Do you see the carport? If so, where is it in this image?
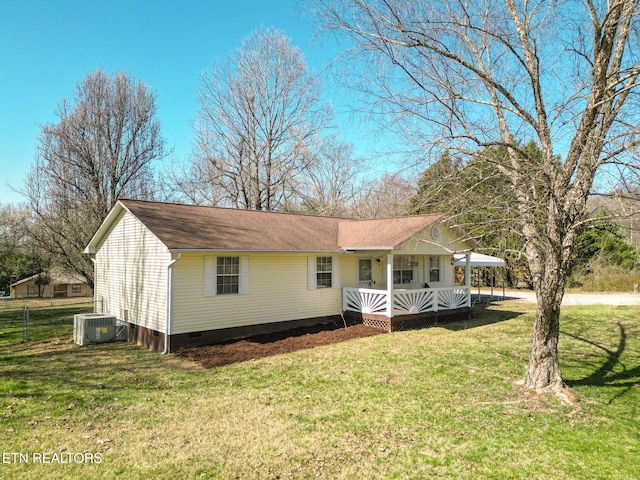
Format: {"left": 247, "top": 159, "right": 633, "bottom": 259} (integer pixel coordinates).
{"left": 453, "top": 253, "right": 506, "bottom": 301}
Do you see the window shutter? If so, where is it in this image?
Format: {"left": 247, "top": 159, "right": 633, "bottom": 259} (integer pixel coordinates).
{"left": 307, "top": 256, "right": 317, "bottom": 290}
{"left": 204, "top": 256, "right": 216, "bottom": 296}
{"left": 332, "top": 256, "right": 340, "bottom": 288}
{"left": 239, "top": 255, "right": 250, "bottom": 294}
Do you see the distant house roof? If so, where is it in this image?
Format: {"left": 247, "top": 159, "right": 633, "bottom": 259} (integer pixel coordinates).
{"left": 10, "top": 274, "right": 42, "bottom": 288}
{"left": 10, "top": 272, "right": 88, "bottom": 288}
{"left": 85, "top": 199, "right": 474, "bottom": 254}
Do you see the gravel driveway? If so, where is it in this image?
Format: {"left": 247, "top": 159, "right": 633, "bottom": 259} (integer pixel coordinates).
{"left": 478, "top": 288, "right": 640, "bottom": 306}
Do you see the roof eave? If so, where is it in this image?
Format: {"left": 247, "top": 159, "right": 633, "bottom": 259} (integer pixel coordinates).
{"left": 169, "top": 248, "right": 343, "bottom": 254}
{"left": 83, "top": 201, "right": 126, "bottom": 254}
{"left": 339, "top": 246, "right": 395, "bottom": 252}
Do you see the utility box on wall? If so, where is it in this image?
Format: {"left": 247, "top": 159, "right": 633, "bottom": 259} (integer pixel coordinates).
{"left": 74, "top": 313, "right": 117, "bottom": 346}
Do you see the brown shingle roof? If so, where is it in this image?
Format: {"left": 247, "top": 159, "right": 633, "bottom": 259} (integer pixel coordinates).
{"left": 121, "top": 200, "right": 343, "bottom": 251}
{"left": 338, "top": 215, "right": 444, "bottom": 249}
{"left": 100, "top": 200, "right": 444, "bottom": 252}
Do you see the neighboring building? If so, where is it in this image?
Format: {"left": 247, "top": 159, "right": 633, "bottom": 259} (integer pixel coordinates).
{"left": 84, "top": 199, "right": 479, "bottom": 352}
{"left": 10, "top": 273, "right": 93, "bottom": 299}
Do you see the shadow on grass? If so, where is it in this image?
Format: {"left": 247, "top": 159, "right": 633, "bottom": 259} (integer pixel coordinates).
{"left": 442, "top": 302, "right": 525, "bottom": 332}
{"left": 563, "top": 322, "right": 640, "bottom": 403}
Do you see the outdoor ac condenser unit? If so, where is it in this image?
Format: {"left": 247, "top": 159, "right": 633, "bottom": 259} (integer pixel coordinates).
{"left": 74, "top": 313, "right": 117, "bottom": 346}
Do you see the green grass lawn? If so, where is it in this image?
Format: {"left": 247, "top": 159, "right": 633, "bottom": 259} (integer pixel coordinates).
{"left": 0, "top": 300, "right": 93, "bottom": 345}
{"left": 0, "top": 302, "right": 638, "bottom": 479}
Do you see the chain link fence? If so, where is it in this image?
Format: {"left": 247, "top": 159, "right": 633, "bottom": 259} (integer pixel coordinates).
{"left": 0, "top": 298, "right": 94, "bottom": 346}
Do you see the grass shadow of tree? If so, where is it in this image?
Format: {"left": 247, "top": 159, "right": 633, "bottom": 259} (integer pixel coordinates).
{"left": 563, "top": 322, "right": 640, "bottom": 404}
{"left": 442, "top": 301, "right": 525, "bottom": 331}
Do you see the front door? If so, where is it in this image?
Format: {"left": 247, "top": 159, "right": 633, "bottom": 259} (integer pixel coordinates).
{"left": 358, "top": 258, "right": 373, "bottom": 288}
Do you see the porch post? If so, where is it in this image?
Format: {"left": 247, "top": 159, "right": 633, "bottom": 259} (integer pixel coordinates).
{"left": 465, "top": 252, "right": 471, "bottom": 307}
{"left": 386, "top": 253, "right": 393, "bottom": 318}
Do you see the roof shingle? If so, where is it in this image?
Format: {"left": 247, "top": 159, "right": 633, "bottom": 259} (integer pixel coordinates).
{"left": 107, "top": 200, "right": 444, "bottom": 252}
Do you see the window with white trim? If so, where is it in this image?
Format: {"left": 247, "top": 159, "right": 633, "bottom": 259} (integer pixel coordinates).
{"left": 316, "top": 256, "right": 333, "bottom": 288}
{"left": 393, "top": 256, "right": 415, "bottom": 285}
{"left": 429, "top": 256, "right": 441, "bottom": 283}
{"left": 204, "top": 256, "right": 250, "bottom": 296}
{"left": 217, "top": 256, "right": 239, "bottom": 294}
{"left": 308, "top": 255, "right": 339, "bottom": 290}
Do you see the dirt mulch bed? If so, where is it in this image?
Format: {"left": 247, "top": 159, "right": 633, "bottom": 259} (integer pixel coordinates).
{"left": 176, "top": 323, "right": 385, "bottom": 368}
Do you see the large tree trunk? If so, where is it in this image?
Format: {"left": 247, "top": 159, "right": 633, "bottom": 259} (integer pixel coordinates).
{"left": 524, "top": 255, "right": 567, "bottom": 393}
{"left": 525, "top": 294, "right": 564, "bottom": 392}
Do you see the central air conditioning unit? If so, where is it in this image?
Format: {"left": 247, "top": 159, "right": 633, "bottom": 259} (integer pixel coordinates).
{"left": 74, "top": 313, "right": 117, "bottom": 346}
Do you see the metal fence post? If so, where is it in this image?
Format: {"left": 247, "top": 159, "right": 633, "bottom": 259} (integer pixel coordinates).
{"left": 23, "top": 306, "right": 29, "bottom": 342}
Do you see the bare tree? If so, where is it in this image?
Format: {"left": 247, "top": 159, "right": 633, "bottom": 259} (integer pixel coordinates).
{"left": 352, "top": 173, "right": 415, "bottom": 218}
{"left": 0, "top": 204, "right": 50, "bottom": 292}
{"left": 160, "top": 155, "right": 227, "bottom": 206}
{"left": 319, "top": 0, "right": 640, "bottom": 396}
{"left": 24, "top": 69, "right": 166, "bottom": 287}
{"left": 193, "top": 27, "right": 332, "bottom": 211}
{"left": 298, "top": 137, "right": 364, "bottom": 216}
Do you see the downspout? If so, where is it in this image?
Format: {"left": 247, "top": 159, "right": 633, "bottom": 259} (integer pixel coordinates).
{"left": 89, "top": 256, "right": 97, "bottom": 313}
{"left": 162, "top": 253, "right": 182, "bottom": 354}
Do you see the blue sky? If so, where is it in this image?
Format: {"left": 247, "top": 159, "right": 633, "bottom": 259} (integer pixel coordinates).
{"left": 0, "top": 0, "right": 390, "bottom": 205}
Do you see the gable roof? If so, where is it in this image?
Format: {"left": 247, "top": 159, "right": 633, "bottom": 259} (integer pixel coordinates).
{"left": 85, "top": 199, "right": 469, "bottom": 253}
{"left": 11, "top": 272, "right": 89, "bottom": 287}
{"left": 337, "top": 215, "right": 444, "bottom": 250}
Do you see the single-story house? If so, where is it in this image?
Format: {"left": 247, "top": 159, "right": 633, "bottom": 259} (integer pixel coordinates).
{"left": 10, "top": 272, "right": 93, "bottom": 299}
{"left": 84, "top": 199, "right": 480, "bottom": 352}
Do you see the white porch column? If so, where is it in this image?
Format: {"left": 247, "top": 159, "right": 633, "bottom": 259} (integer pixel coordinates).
{"left": 386, "top": 253, "right": 393, "bottom": 318}
{"left": 465, "top": 252, "right": 472, "bottom": 307}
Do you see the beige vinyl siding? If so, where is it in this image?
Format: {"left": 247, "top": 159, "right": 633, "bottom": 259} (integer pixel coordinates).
{"left": 353, "top": 226, "right": 468, "bottom": 289}
{"left": 396, "top": 225, "right": 468, "bottom": 255}
{"left": 422, "top": 255, "right": 452, "bottom": 287}
{"left": 395, "top": 225, "right": 466, "bottom": 287}
{"left": 380, "top": 256, "right": 453, "bottom": 288}
{"left": 171, "top": 252, "right": 355, "bottom": 334}
{"left": 339, "top": 254, "right": 359, "bottom": 288}
{"left": 94, "top": 210, "right": 170, "bottom": 333}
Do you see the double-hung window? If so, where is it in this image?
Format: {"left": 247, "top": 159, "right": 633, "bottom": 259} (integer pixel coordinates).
{"left": 429, "top": 256, "right": 441, "bottom": 283}
{"left": 316, "top": 256, "right": 333, "bottom": 288}
{"left": 308, "top": 256, "right": 339, "bottom": 290}
{"left": 204, "top": 256, "right": 250, "bottom": 296}
{"left": 217, "top": 256, "right": 239, "bottom": 294}
{"left": 393, "top": 256, "right": 415, "bottom": 285}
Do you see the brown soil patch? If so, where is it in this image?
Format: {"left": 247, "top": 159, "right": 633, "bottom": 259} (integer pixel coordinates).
{"left": 176, "top": 323, "right": 385, "bottom": 368}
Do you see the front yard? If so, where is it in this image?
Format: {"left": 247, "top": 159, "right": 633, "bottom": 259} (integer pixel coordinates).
{"left": 0, "top": 301, "right": 638, "bottom": 479}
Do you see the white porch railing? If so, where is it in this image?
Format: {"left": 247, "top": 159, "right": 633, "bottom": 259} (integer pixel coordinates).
{"left": 343, "top": 286, "right": 471, "bottom": 317}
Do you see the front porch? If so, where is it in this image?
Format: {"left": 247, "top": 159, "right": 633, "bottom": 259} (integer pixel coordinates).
{"left": 340, "top": 240, "right": 474, "bottom": 332}
{"left": 342, "top": 285, "right": 471, "bottom": 331}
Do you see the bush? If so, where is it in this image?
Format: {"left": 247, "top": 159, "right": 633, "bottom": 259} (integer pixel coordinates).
{"left": 570, "top": 262, "right": 640, "bottom": 292}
